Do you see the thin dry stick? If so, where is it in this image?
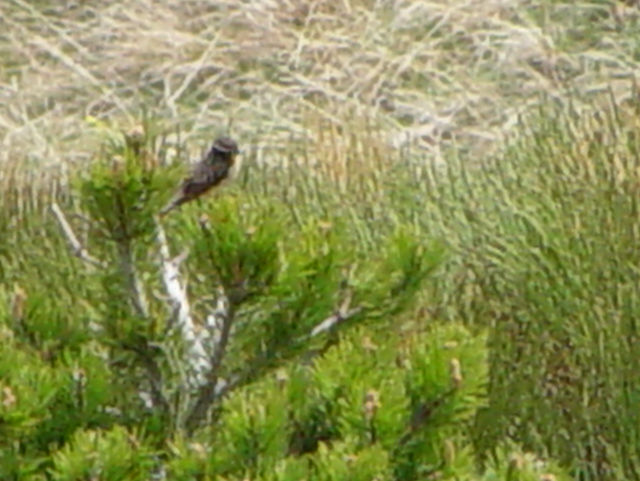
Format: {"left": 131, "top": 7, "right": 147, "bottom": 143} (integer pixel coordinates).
{"left": 309, "top": 306, "right": 363, "bottom": 338}
{"left": 309, "top": 291, "right": 362, "bottom": 338}
{"left": 50, "top": 202, "right": 106, "bottom": 268}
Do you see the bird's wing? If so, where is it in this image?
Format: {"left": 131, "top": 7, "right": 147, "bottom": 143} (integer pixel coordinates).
{"left": 182, "top": 160, "right": 231, "bottom": 197}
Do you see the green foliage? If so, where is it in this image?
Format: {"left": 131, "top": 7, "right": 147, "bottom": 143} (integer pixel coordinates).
{"left": 479, "top": 443, "right": 572, "bottom": 481}
{"left": 49, "top": 426, "right": 155, "bottom": 481}
{"left": 169, "top": 324, "right": 491, "bottom": 481}
{"left": 77, "top": 120, "right": 178, "bottom": 245}
{"left": 12, "top": 98, "right": 640, "bottom": 480}
{"left": 0, "top": 340, "right": 65, "bottom": 441}
{"left": 168, "top": 194, "right": 444, "bottom": 380}
{"left": 290, "top": 441, "right": 393, "bottom": 481}
{"left": 358, "top": 225, "right": 445, "bottom": 318}
{"left": 187, "top": 196, "right": 284, "bottom": 295}
{"left": 3, "top": 116, "right": 483, "bottom": 480}
{"left": 0, "top": 330, "right": 115, "bottom": 479}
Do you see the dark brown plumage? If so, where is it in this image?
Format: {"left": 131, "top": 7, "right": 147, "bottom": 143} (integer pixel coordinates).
{"left": 160, "top": 136, "right": 239, "bottom": 216}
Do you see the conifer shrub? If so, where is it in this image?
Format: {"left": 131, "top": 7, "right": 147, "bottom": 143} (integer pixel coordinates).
{"left": 0, "top": 119, "right": 573, "bottom": 479}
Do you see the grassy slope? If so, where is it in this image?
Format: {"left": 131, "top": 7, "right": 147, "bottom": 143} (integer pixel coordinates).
{"left": 1, "top": 0, "right": 638, "bottom": 194}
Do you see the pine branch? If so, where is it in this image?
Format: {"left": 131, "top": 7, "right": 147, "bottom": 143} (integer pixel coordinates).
{"left": 155, "top": 219, "right": 210, "bottom": 387}
{"left": 184, "top": 292, "right": 235, "bottom": 433}
{"left": 51, "top": 202, "right": 170, "bottom": 411}
{"left": 115, "top": 239, "right": 149, "bottom": 318}
{"left": 182, "top": 216, "right": 241, "bottom": 433}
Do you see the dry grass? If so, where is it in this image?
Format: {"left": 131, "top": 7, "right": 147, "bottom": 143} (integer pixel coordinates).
{"left": 1, "top": 0, "right": 639, "bottom": 205}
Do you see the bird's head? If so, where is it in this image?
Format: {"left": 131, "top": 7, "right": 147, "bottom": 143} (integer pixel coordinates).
{"left": 210, "top": 136, "right": 239, "bottom": 163}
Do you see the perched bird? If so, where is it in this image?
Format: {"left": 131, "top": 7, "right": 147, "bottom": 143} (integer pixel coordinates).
{"left": 160, "top": 136, "right": 240, "bottom": 216}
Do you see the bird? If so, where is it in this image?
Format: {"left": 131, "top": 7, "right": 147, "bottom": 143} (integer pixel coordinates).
{"left": 159, "top": 136, "right": 240, "bottom": 216}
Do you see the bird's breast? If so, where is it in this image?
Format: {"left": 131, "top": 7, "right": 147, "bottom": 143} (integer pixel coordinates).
{"left": 227, "top": 155, "right": 243, "bottom": 180}
{"left": 213, "top": 155, "right": 242, "bottom": 190}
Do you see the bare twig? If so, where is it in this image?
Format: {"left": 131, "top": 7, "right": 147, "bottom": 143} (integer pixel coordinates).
{"left": 123, "top": 341, "right": 170, "bottom": 415}
{"left": 50, "top": 202, "right": 106, "bottom": 268}
{"left": 309, "top": 290, "right": 362, "bottom": 338}
{"left": 309, "top": 307, "right": 362, "bottom": 337}
{"left": 309, "top": 306, "right": 363, "bottom": 338}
